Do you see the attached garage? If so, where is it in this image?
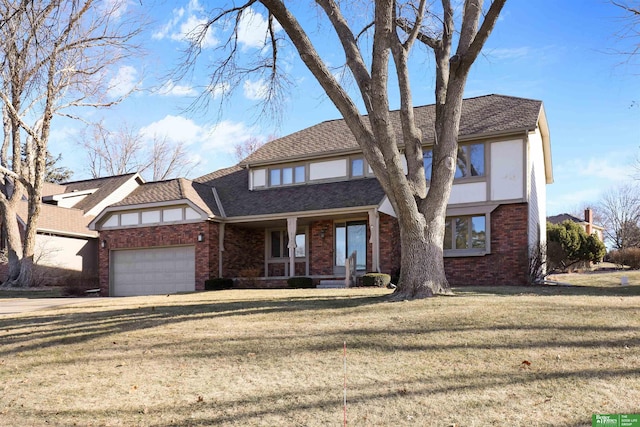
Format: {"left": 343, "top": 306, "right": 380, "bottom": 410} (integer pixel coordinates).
{"left": 111, "top": 246, "right": 196, "bottom": 296}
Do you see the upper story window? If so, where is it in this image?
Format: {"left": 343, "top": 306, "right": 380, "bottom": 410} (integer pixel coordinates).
{"left": 423, "top": 143, "right": 485, "bottom": 180}
{"left": 351, "top": 158, "right": 364, "bottom": 177}
{"left": 270, "top": 165, "right": 306, "bottom": 186}
{"left": 443, "top": 215, "right": 486, "bottom": 251}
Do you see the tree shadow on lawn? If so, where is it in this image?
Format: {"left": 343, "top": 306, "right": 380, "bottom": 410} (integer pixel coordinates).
{"left": 21, "top": 365, "right": 640, "bottom": 426}
{"left": 453, "top": 284, "right": 640, "bottom": 297}
{"left": 0, "top": 293, "right": 391, "bottom": 356}
{"left": 1, "top": 290, "right": 639, "bottom": 361}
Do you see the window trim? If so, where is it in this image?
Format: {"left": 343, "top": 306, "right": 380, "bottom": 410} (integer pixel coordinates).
{"left": 442, "top": 207, "right": 495, "bottom": 257}
{"left": 423, "top": 142, "right": 487, "bottom": 183}
{"left": 268, "top": 164, "right": 307, "bottom": 187}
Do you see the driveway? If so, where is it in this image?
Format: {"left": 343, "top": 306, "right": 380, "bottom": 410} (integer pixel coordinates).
{"left": 0, "top": 298, "right": 98, "bottom": 316}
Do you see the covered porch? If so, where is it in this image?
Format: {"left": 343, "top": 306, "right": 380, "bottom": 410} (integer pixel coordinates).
{"left": 216, "top": 208, "right": 394, "bottom": 287}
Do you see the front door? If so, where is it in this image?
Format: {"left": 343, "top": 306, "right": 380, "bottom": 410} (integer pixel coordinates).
{"left": 334, "top": 221, "right": 367, "bottom": 274}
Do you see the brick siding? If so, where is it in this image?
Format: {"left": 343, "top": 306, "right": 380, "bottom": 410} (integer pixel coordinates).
{"left": 98, "top": 222, "right": 212, "bottom": 296}
{"left": 377, "top": 203, "right": 530, "bottom": 286}
{"left": 221, "top": 224, "right": 264, "bottom": 278}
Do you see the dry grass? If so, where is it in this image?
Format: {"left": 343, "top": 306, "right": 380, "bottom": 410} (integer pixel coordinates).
{"left": 0, "top": 283, "right": 639, "bottom": 426}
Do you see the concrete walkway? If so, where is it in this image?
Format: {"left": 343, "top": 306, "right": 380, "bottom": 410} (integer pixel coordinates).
{"left": 0, "top": 298, "right": 98, "bottom": 316}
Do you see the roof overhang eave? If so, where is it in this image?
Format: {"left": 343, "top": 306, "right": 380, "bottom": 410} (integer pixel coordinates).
{"left": 220, "top": 204, "right": 381, "bottom": 224}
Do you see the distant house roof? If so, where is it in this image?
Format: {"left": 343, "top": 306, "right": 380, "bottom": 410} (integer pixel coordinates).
{"left": 110, "top": 178, "right": 219, "bottom": 217}
{"left": 240, "top": 94, "right": 544, "bottom": 166}
{"left": 196, "top": 168, "right": 386, "bottom": 218}
{"left": 547, "top": 213, "right": 605, "bottom": 230}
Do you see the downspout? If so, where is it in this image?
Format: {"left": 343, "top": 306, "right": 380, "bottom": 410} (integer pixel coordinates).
{"left": 369, "top": 209, "right": 380, "bottom": 273}
{"left": 287, "top": 217, "right": 297, "bottom": 277}
{"left": 218, "top": 222, "right": 225, "bottom": 278}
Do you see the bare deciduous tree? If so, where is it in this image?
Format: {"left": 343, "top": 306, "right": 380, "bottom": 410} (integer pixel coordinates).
{"left": 233, "top": 135, "right": 279, "bottom": 162}
{"left": 183, "top": 0, "right": 506, "bottom": 299}
{"left": 598, "top": 183, "right": 640, "bottom": 249}
{"left": 0, "top": 0, "right": 143, "bottom": 287}
{"left": 78, "top": 122, "right": 197, "bottom": 181}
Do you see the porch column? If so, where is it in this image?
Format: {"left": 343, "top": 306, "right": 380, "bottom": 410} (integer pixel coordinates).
{"left": 369, "top": 209, "right": 380, "bottom": 273}
{"left": 287, "top": 217, "right": 297, "bottom": 277}
{"left": 218, "top": 223, "right": 225, "bottom": 278}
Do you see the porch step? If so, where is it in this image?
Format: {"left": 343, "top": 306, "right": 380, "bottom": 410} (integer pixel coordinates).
{"left": 317, "top": 279, "right": 347, "bottom": 289}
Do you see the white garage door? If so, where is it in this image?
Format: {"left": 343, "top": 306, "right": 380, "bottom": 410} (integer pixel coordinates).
{"left": 112, "top": 246, "right": 196, "bottom": 296}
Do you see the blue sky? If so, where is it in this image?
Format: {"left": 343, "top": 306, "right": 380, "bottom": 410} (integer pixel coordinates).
{"left": 48, "top": 0, "right": 640, "bottom": 216}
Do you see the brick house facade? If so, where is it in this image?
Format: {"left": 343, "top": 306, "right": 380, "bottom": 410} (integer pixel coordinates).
{"left": 88, "top": 95, "right": 552, "bottom": 296}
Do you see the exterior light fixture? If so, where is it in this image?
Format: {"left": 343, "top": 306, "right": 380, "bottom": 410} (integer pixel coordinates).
{"left": 197, "top": 232, "right": 205, "bottom": 242}
{"left": 101, "top": 239, "right": 107, "bottom": 249}
{"left": 320, "top": 227, "right": 328, "bottom": 239}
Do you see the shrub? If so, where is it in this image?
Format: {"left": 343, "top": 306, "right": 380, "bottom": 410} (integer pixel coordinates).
{"left": 205, "top": 278, "right": 234, "bottom": 291}
{"left": 287, "top": 276, "right": 314, "bottom": 288}
{"left": 609, "top": 248, "right": 640, "bottom": 270}
{"left": 61, "top": 271, "right": 99, "bottom": 296}
{"left": 361, "top": 273, "right": 391, "bottom": 287}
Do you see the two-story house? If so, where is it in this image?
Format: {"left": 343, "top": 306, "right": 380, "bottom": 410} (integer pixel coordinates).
{"left": 90, "top": 94, "right": 553, "bottom": 296}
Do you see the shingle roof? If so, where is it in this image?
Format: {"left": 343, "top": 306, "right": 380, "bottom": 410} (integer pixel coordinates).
{"left": 111, "top": 178, "right": 219, "bottom": 217}
{"left": 63, "top": 174, "right": 138, "bottom": 214}
{"left": 241, "top": 94, "right": 543, "bottom": 166}
{"left": 547, "top": 213, "right": 583, "bottom": 225}
{"left": 197, "top": 168, "right": 385, "bottom": 218}
{"left": 18, "top": 202, "right": 97, "bottom": 237}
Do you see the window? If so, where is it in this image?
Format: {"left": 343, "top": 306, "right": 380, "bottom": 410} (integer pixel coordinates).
{"left": 443, "top": 215, "right": 486, "bottom": 251}
{"left": 351, "top": 158, "right": 364, "bottom": 177}
{"left": 270, "top": 230, "right": 306, "bottom": 258}
{"left": 270, "top": 169, "right": 281, "bottom": 186}
{"left": 423, "top": 143, "right": 484, "bottom": 180}
{"left": 270, "top": 165, "right": 306, "bottom": 186}
{"left": 335, "top": 221, "right": 367, "bottom": 269}
{"left": 456, "top": 143, "right": 484, "bottom": 178}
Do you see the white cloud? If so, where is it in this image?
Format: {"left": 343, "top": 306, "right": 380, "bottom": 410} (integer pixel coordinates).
{"left": 208, "top": 82, "right": 230, "bottom": 99}
{"left": 152, "top": 1, "right": 217, "bottom": 48}
{"left": 158, "top": 81, "right": 197, "bottom": 97}
{"left": 237, "top": 7, "right": 283, "bottom": 50}
{"left": 138, "top": 115, "right": 258, "bottom": 153}
{"left": 243, "top": 79, "right": 268, "bottom": 100}
{"left": 107, "top": 65, "right": 138, "bottom": 99}
{"left": 485, "top": 47, "right": 530, "bottom": 60}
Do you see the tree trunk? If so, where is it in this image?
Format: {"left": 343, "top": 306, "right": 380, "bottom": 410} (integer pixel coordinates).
{"left": 0, "top": 200, "right": 22, "bottom": 286}
{"left": 14, "top": 254, "right": 33, "bottom": 288}
{"left": 391, "top": 205, "right": 451, "bottom": 300}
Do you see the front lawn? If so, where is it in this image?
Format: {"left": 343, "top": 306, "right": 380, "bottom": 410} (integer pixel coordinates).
{"left": 0, "top": 285, "right": 638, "bottom": 426}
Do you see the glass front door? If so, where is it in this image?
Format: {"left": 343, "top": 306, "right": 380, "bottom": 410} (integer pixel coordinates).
{"left": 335, "top": 221, "right": 366, "bottom": 271}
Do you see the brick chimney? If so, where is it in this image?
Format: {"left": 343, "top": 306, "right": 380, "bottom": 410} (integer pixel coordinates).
{"left": 584, "top": 209, "right": 593, "bottom": 235}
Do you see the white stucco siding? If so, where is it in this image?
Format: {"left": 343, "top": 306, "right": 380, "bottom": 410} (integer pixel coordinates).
{"left": 57, "top": 194, "right": 89, "bottom": 208}
{"left": 527, "top": 129, "right": 547, "bottom": 250}
{"left": 86, "top": 176, "right": 140, "bottom": 217}
{"left": 309, "top": 159, "right": 347, "bottom": 181}
{"left": 35, "top": 234, "right": 97, "bottom": 272}
{"left": 252, "top": 169, "right": 266, "bottom": 188}
{"left": 448, "top": 182, "right": 487, "bottom": 204}
{"left": 490, "top": 139, "right": 524, "bottom": 201}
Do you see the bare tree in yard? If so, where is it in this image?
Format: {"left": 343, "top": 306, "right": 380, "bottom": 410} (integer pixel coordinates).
{"left": 185, "top": 0, "right": 506, "bottom": 299}
{"left": 234, "top": 136, "right": 266, "bottom": 162}
{"left": 0, "top": 0, "right": 142, "bottom": 287}
{"left": 78, "top": 122, "right": 197, "bottom": 181}
{"left": 598, "top": 183, "right": 640, "bottom": 249}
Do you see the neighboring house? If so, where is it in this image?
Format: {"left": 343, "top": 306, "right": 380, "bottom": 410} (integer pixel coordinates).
{"left": 547, "top": 209, "right": 605, "bottom": 242}
{"left": 0, "top": 174, "right": 144, "bottom": 283}
{"left": 90, "top": 94, "right": 553, "bottom": 297}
